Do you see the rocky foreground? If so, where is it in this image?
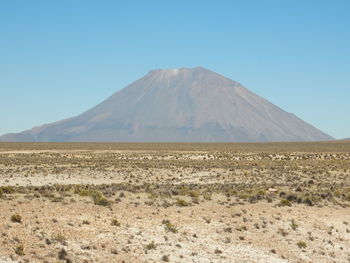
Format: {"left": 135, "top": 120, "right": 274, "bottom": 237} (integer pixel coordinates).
{"left": 0, "top": 142, "right": 349, "bottom": 263}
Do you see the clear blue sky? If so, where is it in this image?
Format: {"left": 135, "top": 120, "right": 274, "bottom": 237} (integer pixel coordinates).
{"left": 1, "top": 0, "right": 349, "bottom": 139}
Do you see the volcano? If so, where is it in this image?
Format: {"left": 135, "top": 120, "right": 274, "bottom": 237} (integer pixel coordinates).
{"left": 0, "top": 67, "right": 333, "bottom": 142}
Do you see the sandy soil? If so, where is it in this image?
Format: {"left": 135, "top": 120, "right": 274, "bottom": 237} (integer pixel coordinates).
{"left": 0, "top": 142, "right": 349, "bottom": 263}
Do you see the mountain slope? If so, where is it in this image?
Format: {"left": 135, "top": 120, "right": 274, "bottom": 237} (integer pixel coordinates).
{"left": 0, "top": 67, "right": 333, "bottom": 142}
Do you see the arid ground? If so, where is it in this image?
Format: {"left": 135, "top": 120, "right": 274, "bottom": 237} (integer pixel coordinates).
{"left": 0, "top": 142, "right": 350, "bottom": 263}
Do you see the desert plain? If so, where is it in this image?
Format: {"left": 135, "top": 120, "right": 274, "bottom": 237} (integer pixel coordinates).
{"left": 0, "top": 142, "right": 350, "bottom": 263}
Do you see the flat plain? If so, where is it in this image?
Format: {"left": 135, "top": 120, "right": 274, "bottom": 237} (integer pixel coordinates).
{"left": 0, "top": 142, "right": 350, "bottom": 263}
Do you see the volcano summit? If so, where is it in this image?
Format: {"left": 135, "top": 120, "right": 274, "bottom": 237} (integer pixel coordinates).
{"left": 0, "top": 67, "right": 332, "bottom": 142}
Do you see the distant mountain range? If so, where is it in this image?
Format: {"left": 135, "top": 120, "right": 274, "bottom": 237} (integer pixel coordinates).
{"left": 0, "top": 67, "right": 333, "bottom": 142}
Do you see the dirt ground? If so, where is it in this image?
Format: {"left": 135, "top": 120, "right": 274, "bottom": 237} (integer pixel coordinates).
{"left": 0, "top": 142, "right": 349, "bottom": 263}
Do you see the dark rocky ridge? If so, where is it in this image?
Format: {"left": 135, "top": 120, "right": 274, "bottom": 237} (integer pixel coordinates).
{"left": 0, "top": 67, "right": 333, "bottom": 142}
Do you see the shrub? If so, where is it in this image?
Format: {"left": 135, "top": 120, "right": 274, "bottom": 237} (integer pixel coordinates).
{"left": 214, "top": 248, "right": 222, "bottom": 254}
{"left": 297, "top": 241, "right": 307, "bottom": 249}
{"left": 162, "top": 220, "right": 178, "bottom": 233}
{"left": 303, "top": 197, "right": 313, "bottom": 206}
{"left": 188, "top": 190, "right": 199, "bottom": 198}
{"left": 279, "top": 199, "right": 292, "bottom": 207}
{"left": 89, "top": 191, "right": 110, "bottom": 206}
{"left": 145, "top": 241, "right": 157, "bottom": 250}
{"left": 161, "top": 255, "right": 169, "bottom": 262}
{"left": 94, "top": 195, "right": 110, "bottom": 206}
{"left": 203, "top": 192, "right": 212, "bottom": 200}
{"left": 111, "top": 219, "right": 121, "bottom": 227}
{"left": 290, "top": 219, "right": 298, "bottom": 231}
{"left": 53, "top": 233, "right": 67, "bottom": 245}
{"left": 278, "top": 228, "right": 289, "bottom": 237}
{"left": 78, "top": 189, "right": 92, "bottom": 197}
{"left": 1, "top": 186, "right": 14, "bottom": 194}
{"left": 162, "top": 219, "right": 170, "bottom": 224}
{"left": 176, "top": 198, "right": 189, "bottom": 207}
{"left": 58, "top": 248, "right": 68, "bottom": 261}
{"left": 14, "top": 245, "right": 24, "bottom": 256}
{"left": 203, "top": 217, "right": 211, "bottom": 224}
{"left": 11, "top": 214, "right": 22, "bottom": 223}
{"left": 77, "top": 189, "right": 109, "bottom": 206}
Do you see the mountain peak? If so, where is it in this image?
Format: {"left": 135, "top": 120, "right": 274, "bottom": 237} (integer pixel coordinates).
{"left": 146, "top": 67, "right": 232, "bottom": 87}
{"left": 149, "top": 66, "right": 212, "bottom": 75}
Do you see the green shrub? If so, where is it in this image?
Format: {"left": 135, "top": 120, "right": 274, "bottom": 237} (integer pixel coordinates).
{"left": 145, "top": 241, "right": 157, "bottom": 250}
{"left": 81, "top": 190, "right": 110, "bottom": 206}
{"left": 176, "top": 198, "right": 189, "bottom": 207}
{"left": 290, "top": 219, "right": 298, "bottom": 231}
{"left": 164, "top": 222, "right": 178, "bottom": 233}
{"left": 11, "top": 214, "right": 22, "bottom": 223}
{"left": 162, "top": 219, "right": 178, "bottom": 233}
{"left": 111, "top": 219, "right": 121, "bottom": 226}
{"left": 188, "top": 190, "right": 199, "bottom": 198}
{"left": 1, "top": 186, "right": 14, "bottom": 194}
{"left": 53, "top": 233, "right": 67, "bottom": 244}
{"left": 14, "top": 245, "right": 24, "bottom": 256}
{"left": 93, "top": 195, "right": 110, "bottom": 206}
{"left": 203, "top": 192, "right": 212, "bottom": 200}
{"left": 297, "top": 241, "right": 307, "bottom": 249}
{"left": 78, "top": 189, "right": 93, "bottom": 197}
